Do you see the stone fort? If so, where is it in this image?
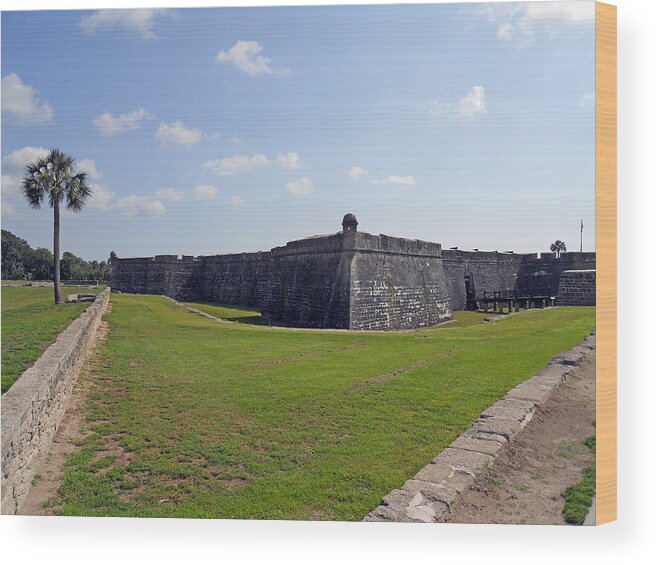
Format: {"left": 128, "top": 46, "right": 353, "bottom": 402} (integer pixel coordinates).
{"left": 109, "top": 214, "right": 596, "bottom": 330}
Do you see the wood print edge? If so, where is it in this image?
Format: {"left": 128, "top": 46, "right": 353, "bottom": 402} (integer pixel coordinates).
{"left": 595, "top": 0, "right": 617, "bottom": 525}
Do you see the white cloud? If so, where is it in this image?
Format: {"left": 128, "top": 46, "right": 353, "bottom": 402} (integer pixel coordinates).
{"left": 580, "top": 91, "right": 595, "bottom": 108}
{"left": 230, "top": 196, "right": 246, "bottom": 206}
{"left": 285, "top": 177, "right": 313, "bottom": 196}
{"left": 230, "top": 136, "right": 244, "bottom": 145}
{"left": 2, "top": 146, "right": 49, "bottom": 171}
{"left": 215, "top": 40, "right": 288, "bottom": 77}
{"left": 154, "top": 120, "right": 202, "bottom": 146}
{"left": 0, "top": 147, "right": 170, "bottom": 217}
{"left": 1, "top": 74, "right": 54, "bottom": 124}
{"left": 193, "top": 184, "right": 218, "bottom": 199}
{"left": 80, "top": 9, "right": 173, "bottom": 39}
{"left": 276, "top": 152, "right": 303, "bottom": 170}
{"left": 114, "top": 195, "right": 166, "bottom": 216}
{"left": 76, "top": 159, "right": 102, "bottom": 180}
{"left": 371, "top": 175, "right": 416, "bottom": 189}
{"left": 2, "top": 147, "right": 50, "bottom": 195}
{"left": 156, "top": 188, "right": 184, "bottom": 201}
{"left": 347, "top": 166, "right": 367, "bottom": 181}
{"left": 87, "top": 183, "right": 115, "bottom": 210}
{"left": 93, "top": 108, "right": 149, "bottom": 136}
{"left": 202, "top": 154, "right": 271, "bottom": 175}
{"left": 458, "top": 86, "right": 486, "bottom": 118}
{"left": 1, "top": 175, "right": 21, "bottom": 195}
{"left": 485, "top": 1, "right": 594, "bottom": 47}
{"left": 1, "top": 200, "right": 21, "bottom": 218}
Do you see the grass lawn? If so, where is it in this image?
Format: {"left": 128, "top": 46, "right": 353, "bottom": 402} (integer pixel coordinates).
{"left": 56, "top": 294, "right": 595, "bottom": 520}
{"left": 1, "top": 285, "right": 102, "bottom": 393}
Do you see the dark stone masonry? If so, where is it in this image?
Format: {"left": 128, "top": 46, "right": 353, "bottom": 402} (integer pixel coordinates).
{"left": 556, "top": 270, "right": 596, "bottom": 306}
{"left": 109, "top": 214, "right": 596, "bottom": 330}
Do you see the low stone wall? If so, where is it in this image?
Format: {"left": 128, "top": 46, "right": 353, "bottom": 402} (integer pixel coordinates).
{"left": 364, "top": 331, "right": 596, "bottom": 522}
{"left": 1, "top": 288, "right": 110, "bottom": 514}
{"left": 557, "top": 269, "right": 596, "bottom": 306}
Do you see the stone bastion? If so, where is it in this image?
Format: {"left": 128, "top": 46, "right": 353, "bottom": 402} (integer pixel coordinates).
{"left": 109, "top": 214, "right": 596, "bottom": 330}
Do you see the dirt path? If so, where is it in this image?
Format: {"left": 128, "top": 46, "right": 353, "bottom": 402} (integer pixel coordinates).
{"left": 446, "top": 351, "right": 596, "bottom": 525}
{"left": 19, "top": 306, "right": 112, "bottom": 515}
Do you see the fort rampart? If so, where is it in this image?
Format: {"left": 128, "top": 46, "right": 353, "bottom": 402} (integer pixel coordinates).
{"left": 556, "top": 269, "right": 596, "bottom": 306}
{"left": 109, "top": 214, "right": 596, "bottom": 330}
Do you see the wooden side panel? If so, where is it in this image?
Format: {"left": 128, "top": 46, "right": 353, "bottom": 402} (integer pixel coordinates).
{"left": 595, "top": 1, "right": 617, "bottom": 525}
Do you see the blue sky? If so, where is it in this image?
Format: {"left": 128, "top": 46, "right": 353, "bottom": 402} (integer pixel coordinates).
{"left": 1, "top": 2, "right": 596, "bottom": 260}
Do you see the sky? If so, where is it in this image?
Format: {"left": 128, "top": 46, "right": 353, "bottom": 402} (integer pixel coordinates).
{"left": 1, "top": 2, "right": 596, "bottom": 260}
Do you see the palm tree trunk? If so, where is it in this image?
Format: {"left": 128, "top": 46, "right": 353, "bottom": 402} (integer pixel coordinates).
{"left": 53, "top": 199, "right": 62, "bottom": 304}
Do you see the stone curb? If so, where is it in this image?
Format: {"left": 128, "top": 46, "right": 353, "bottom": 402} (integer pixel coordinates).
{"left": 363, "top": 331, "right": 596, "bottom": 523}
{"left": 1, "top": 288, "right": 111, "bottom": 514}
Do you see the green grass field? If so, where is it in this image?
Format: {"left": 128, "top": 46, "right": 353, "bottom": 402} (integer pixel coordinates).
{"left": 1, "top": 285, "right": 101, "bottom": 392}
{"left": 54, "top": 294, "right": 594, "bottom": 520}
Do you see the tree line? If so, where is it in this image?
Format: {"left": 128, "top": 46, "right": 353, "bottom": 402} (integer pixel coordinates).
{"left": 1, "top": 229, "right": 110, "bottom": 282}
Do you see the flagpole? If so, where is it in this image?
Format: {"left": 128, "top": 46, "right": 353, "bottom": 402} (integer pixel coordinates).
{"left": 580, "top": 220, "right": 583, "bottom": 252}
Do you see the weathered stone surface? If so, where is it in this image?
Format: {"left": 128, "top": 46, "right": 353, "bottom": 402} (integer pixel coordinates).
{"left": 550, "top": 347, "right": 587, "bottom": 367}
{"left": 413, "top": 461, "right": 454, "bottom": 483}
{"left": 557, "top": 269, "right": 596, "bottom": 306}
{"left": 432, "top": 447, "right": 494, "bottom": 472}
{"left": 380, "top": 489, "right": 415, "bottom": 513}
{"left": 402, "top": 479, "right": 459, "bottom": 507}
{"left": 479, "top": 398, "right": 535, "bottom": 424}
{"left": 405, "top": 502, "right": 440, "bottom": 523}
{"left": 505, "top": 382, "right": 554, "bottom": 404}
{"left": 363, "top": 505, "right": 403, "bottom": 522}
{"left": 110, "top": 216, "right": 453, "bottom": 330}
{"left": 451, "top": 436, "right": 505, "bottom": 456}
{"left": 534, "top": 364, "right": 571, "bottom": 382}
{"left": 110, "top": 215, "right": 596, "bottom": 329}
{"left": 1, "top": 289, "right": 110, "bottom": 515}
{"left": 441, "top": 468, "right": 478, "bottom": 494}
{"left": 442, "top": 249, "right": 595, "bottom": 311}
{"left": 474, "top": 417, "right": 523, "bottom": 442}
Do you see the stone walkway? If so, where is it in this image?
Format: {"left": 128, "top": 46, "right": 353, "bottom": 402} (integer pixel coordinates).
{"left": 363, "top": 332, "right": 596, "bottom": 523}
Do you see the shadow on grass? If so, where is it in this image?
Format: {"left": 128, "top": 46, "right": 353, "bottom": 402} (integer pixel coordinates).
{"left": 184, "top": 301, "right": 279, "bottom": 326}
{"left": 185, "top": 302, "right": 491, "bottom": 330}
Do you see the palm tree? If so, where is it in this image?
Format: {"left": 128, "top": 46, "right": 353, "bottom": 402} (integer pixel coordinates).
{"left": 21, "top": 149, "right": 92, "bottom": 304}
{"left": 550, "top": 240, "right": 567, "bottom": 258}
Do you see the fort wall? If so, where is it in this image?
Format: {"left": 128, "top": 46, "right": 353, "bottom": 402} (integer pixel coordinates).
{"left": 109, "top": 214, "right": 595, "bottom": 330}
{"left": 349, "top": 232, "right": 451, "bottom": 330}
{"left": 261, "top": 234, "right": 350, "bottom": 328}
{"left": 516, "top": 252, "right": 597, "bottom": 296}
{"left": 202, "top": 252, "right": 271, "bottom": 307}
{"left": 442, "top": 250, "right": 597, "bottom": 310}
{"left": 557, "top": 269, "right": 596, "bottom": 306}
{"left": 442, "top": 250, "right": 526, "bottom": 311}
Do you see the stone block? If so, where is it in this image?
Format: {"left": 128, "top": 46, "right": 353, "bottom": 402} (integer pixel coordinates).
{"left": 479, "top": 398, "right": 535, "bottom": 423}
{"left": 505, "top": 382, "right": 553, "bottom": 404}
{"left": 413, "top": 461, "right": 454, "bottom": 484}
{"left": 474, "top": 417, "right": 522, "bottom": 441}
{"left": 432, "top": 447, "right": 494, "bottom": 473}
{"left": 451, "top": 436, "right": 505, "bottom": 456}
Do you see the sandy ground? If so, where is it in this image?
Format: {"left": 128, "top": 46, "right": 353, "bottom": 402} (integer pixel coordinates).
{"left": 446, "top": 351, "right": 596, "bottom": 525}
{"left": 19, "top": 310, "right": 112, "bottom": 516}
